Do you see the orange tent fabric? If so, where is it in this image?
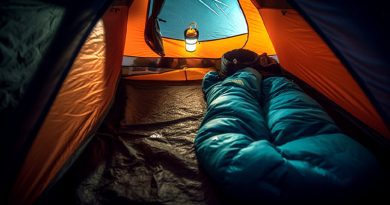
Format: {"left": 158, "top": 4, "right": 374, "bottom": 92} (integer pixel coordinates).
{"left": 10, "top": 6, "right": 129, "bottom": 205}
{"left": 123, "top": 0, "right": 275, "bottom": 58}
{"left": 259, "top": 8, "right": 389, "bottom": 137}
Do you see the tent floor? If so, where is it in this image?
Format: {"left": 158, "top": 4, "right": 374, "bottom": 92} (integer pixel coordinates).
{"left": 38, "top": 78, "right": 390, "bottom": 205}
{"left": 40, "top": 80, "right": 227, "bottom": 205}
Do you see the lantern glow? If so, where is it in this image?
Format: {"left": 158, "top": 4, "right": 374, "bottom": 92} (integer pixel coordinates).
{"left": 184, "top": 22, "right": 199, "bottom": 52}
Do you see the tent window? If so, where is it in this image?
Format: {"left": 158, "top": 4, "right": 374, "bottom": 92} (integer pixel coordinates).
{"left": 157, "top": 0, "right": 248, "bottom": 41}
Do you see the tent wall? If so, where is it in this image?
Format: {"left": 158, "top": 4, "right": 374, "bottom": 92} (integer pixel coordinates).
{"left": 258, "top": 8, "right": 389, "bottom": 138}
{"left": 239, "top": 0, "right": 274, "bottom": 55}
{"left": 0, "top": 3, "right": 64, "bottom": 199}
{"left": 123, "top": 0, "right": 275, "bottom": 58}
{"left": 290, "top": 0, "right": 390, "bottom": 137}
{"left": 0, "top": 0, "right": 113, "bottom": 203}
{"left": 10, "top": 6, "right": 128, "bottom": 205}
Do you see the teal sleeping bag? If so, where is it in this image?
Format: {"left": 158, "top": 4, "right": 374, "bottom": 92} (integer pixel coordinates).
{"left": 195, "top": 68, "right": 380, "bottom": 203}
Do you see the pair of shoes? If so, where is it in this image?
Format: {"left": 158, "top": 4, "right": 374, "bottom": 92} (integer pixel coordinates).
{"left": 256, "top": 53, "right": 282, "bottom": 78}
{"left": 216, "top": 49, "right": 283, "bottom": 79}
{"left": 217, "top": 49, "right": 259, "bottom": 79}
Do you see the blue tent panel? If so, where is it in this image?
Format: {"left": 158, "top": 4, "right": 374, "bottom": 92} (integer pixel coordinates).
{"left": 158, "top": 0, "right": 248, "bottom": 41}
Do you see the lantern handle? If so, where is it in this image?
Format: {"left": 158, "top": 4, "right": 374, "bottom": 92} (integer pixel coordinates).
{"left": 189, "top": 22, "right": 198, "bottom": 30}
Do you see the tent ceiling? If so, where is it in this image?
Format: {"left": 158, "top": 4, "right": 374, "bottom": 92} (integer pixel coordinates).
{"left": 157, "top": 0, "right": 248, "bottom": 41}
{"left": 123, "top": 0, "right": 275, "bottom": 58}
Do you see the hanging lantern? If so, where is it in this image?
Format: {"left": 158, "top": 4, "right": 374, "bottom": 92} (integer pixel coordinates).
{"left": 184, "top": 22, "right": 199, "bottom": 52}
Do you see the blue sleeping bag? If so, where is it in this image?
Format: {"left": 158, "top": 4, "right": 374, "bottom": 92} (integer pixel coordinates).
{"left": 195, "top": 68, "right": 380, "bottom": 203}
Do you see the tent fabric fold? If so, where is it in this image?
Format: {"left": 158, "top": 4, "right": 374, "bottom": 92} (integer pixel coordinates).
{"left": 290, "top": 0, "right": 390, "bottom": 132}
{"left": 259, "top": 8, "right": 389, "bottom": 138}
{"left": 9, "top": 5, "right": 127, "bottom": 205}
{"left": 1, "top": 0, "right": 114, "bottom": 203}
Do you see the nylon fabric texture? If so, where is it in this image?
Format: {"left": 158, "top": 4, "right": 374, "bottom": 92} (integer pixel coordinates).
{"left": 195, "top": 69, "right": 381, "bottom": 203}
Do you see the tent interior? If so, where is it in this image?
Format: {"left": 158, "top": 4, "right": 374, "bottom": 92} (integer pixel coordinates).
{"left": 1, "top": 0, "right": 389, "bottom": 204}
